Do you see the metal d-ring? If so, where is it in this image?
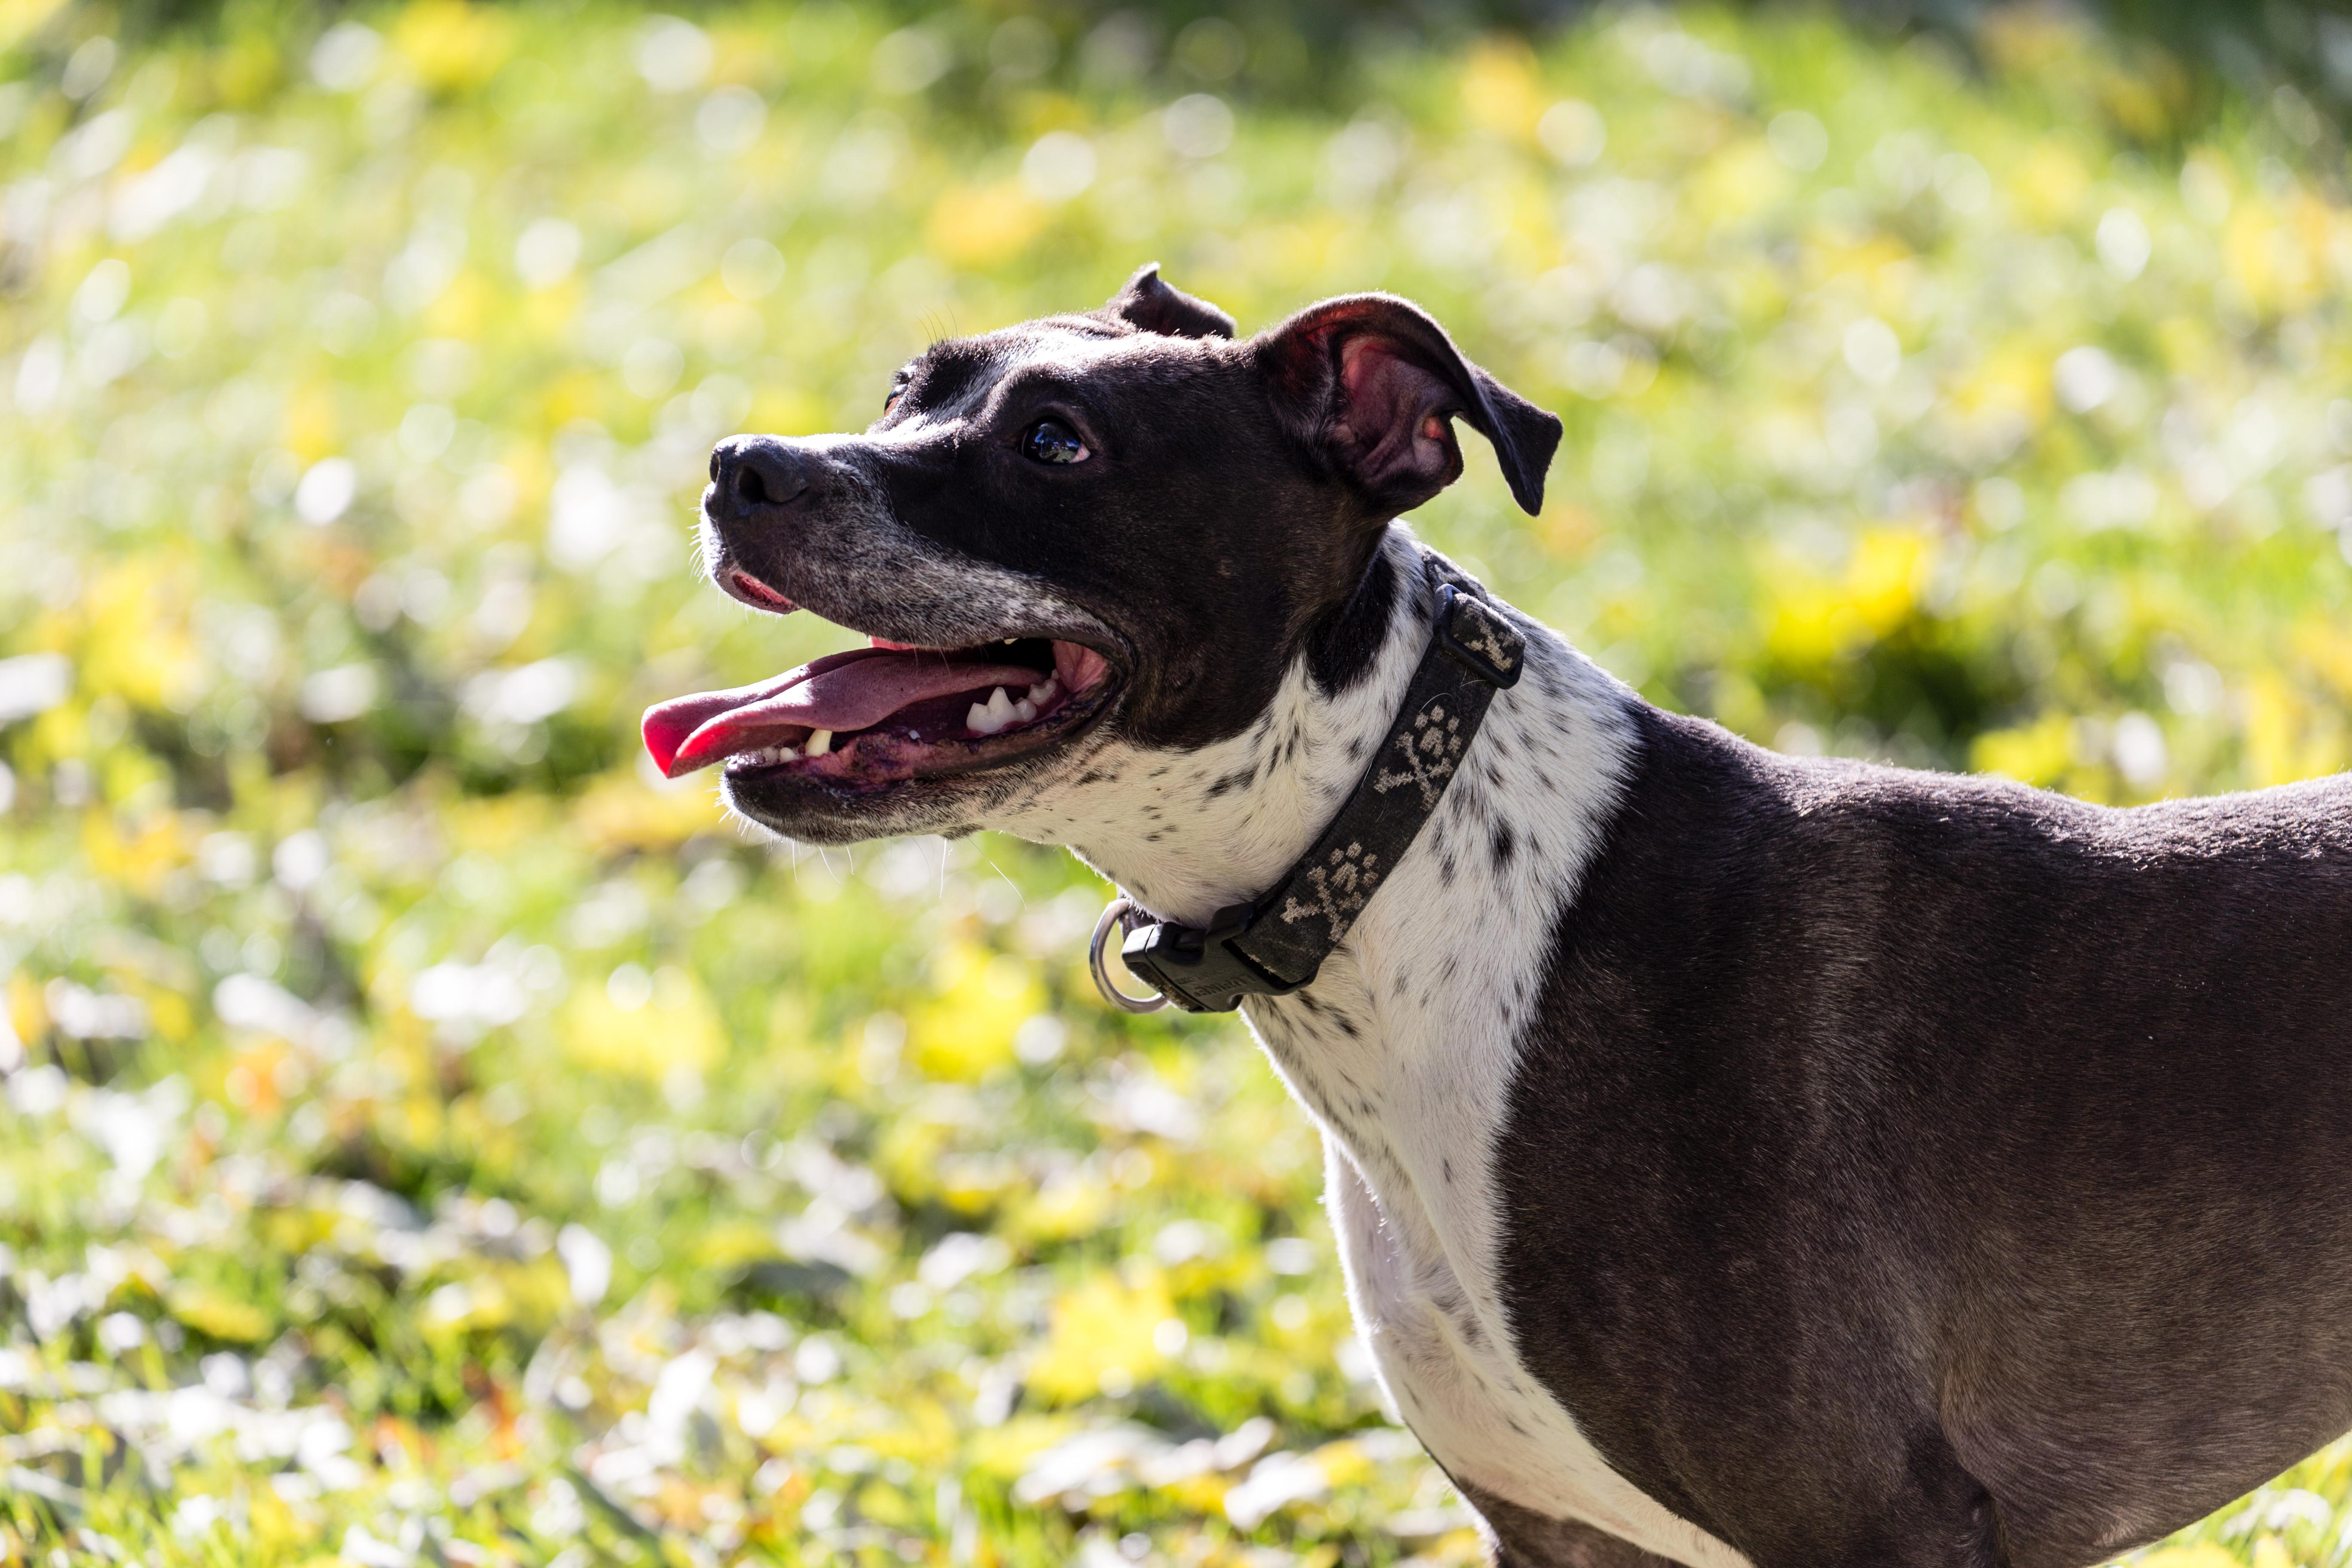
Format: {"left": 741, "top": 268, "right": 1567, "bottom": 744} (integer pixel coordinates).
{"left": 1090, "top": 896, "right": 1169, "bottom": 1014}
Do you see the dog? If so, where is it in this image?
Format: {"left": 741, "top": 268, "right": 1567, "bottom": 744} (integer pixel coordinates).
{"left": 645, "top": 265, "right": 2352, "bottom": 1568}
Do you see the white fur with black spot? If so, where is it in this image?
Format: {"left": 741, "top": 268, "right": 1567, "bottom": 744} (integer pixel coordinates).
{"left": 1001, "top": 526, "right": 1753, "bottom": 1568}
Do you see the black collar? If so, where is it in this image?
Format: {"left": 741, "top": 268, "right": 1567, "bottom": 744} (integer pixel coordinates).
{"left": 1092, "top": 558, "right": 1526, "bottom": 1014}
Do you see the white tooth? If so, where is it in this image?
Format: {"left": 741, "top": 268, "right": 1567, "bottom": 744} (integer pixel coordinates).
{"left": 970, "top": 690, "right": 1023, "bottom": 736}
{"left": 805, "top": 729, "right": 832, "bottom": 757}
{"left": 1028, "top": 677, "right": 1056, "bottom": 704}
{"left": 1014, "top": 699, "right": 1037, "bottom": 722}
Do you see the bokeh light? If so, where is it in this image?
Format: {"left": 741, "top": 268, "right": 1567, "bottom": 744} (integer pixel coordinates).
{"left": 4, "top": 3, "right": 2352, "bottom": 1564}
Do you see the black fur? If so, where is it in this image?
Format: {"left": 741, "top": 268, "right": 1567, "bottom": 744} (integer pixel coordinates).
{"left": 1496, "top": 707, "right": 2352, "bottom": 1568}
{"left": 1460, "top": 1481, "right": 1683, "bottom": 1568}
{"left": 1099, "top": 261, "right": 1237, "bottom": 340}
{"left": 1307, "top": 544, "right": 1400, "bottom": 695}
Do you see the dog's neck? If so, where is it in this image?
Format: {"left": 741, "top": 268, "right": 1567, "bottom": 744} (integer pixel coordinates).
{"left": 1013, "top": 527, "right": 1636, "bottom": 933}
{"left": 1011, "top": 527, "right": 1646, "bottom": 1533}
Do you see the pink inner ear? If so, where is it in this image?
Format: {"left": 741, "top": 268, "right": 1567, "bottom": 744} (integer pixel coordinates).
{"left": 1339, "top": 337, "right": 1462, "bottom": 499}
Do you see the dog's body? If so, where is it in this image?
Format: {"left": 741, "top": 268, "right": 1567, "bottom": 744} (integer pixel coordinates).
{"left": 647, "top": 270, "right": 2352, "bottom": 1568}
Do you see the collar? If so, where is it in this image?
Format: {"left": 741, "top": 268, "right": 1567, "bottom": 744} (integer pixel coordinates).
{"left": 1090, "top": 557, "right": 1526, "bottom": 1014}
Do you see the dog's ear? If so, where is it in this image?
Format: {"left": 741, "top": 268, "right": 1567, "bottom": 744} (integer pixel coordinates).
{"left": 1101, "top": 262, "right": 1237, "bottom": 340}
{"left": 1255, "top": 293, "right": 1561, "bottom": 517}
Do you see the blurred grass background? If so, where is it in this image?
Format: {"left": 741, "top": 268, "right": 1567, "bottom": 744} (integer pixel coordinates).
{"left": 6, "top": 1, "right": 2352, "bottom": 1565}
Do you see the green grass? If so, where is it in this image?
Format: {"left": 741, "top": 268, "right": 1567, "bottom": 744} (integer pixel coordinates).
{"left": 5, "top": 2, "right": 2352, "bottom": 1565}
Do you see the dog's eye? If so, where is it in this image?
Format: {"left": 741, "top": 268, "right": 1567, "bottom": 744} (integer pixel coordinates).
{"left": 1021, "top": 417, "right": 1089, "bottom": 466}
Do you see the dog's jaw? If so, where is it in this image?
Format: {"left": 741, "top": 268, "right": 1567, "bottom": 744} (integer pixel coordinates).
{"left": 677, "top": 428, "right": 1138, "bottom": 845}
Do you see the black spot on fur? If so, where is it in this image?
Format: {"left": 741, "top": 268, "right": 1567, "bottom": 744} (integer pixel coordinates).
{"left": 1203, "top": 768, "right": 1254, "bottom": 800}
{"left": 1492, "top": 822, "right": 1516, "bottom": 870}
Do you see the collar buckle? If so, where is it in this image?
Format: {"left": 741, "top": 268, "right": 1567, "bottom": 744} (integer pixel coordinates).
{"left": 1119, "top": 901, "right": 1302, "bottom": 1014}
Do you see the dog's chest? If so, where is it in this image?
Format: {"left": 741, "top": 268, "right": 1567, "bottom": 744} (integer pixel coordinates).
{"left": 1242, "top": 674, "right": 1750, "bottom": 1568}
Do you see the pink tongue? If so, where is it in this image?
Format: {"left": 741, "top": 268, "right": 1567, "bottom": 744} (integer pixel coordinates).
{"left": 643, "top": 647, "right": 1043, "bottom": 777}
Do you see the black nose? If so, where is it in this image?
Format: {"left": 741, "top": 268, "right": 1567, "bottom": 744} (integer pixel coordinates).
{"left": 709, "top": 435, "right": 811, "bottom": 515}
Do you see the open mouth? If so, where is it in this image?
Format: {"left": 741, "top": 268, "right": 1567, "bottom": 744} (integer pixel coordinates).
{"left": 643, "top": 633, "right": 1117, "bottom": 787}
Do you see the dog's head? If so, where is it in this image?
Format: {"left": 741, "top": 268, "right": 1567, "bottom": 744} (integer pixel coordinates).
{"left": 643, "top": 265, "right": 1561, "bottom": 845}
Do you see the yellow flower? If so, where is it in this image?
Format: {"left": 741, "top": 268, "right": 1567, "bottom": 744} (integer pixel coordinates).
{"left": 1029, "top": 1271, "right": 1177, "bottom": 1405}
{"left": 561, "top": 966, "right": 726, "bottom": 1081}
{"left": 928, "top": 184, "right": 1047, "bottom": 270}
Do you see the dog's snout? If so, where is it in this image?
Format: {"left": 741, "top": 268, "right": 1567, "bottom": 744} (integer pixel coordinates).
{"left": 709, "top": 435, "right": 812, "bottom": 517}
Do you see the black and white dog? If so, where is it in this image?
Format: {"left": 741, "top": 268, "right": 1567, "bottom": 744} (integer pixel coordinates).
{"left": 645, "top": 267, "right": 2352, "bottom": 1568}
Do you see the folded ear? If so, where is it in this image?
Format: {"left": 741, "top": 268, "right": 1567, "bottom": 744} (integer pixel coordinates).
{"left": 1101, "top": 262, "right": 1237, "bottom": 340}
{"left": 1254, "top": 293, "right": 1562, "bottom": 517}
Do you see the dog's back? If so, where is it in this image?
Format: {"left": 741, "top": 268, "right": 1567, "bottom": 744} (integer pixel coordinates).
{"left": 1497, "top": 706, "right": 2352, "bottom": 1567}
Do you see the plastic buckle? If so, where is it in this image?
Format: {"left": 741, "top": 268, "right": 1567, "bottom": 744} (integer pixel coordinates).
{"left": 1433, "top": 584, "right": 1524, "bottom": 689}
{"left": 1120, "top": 902, "right": 1300, "bottom": 1014}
